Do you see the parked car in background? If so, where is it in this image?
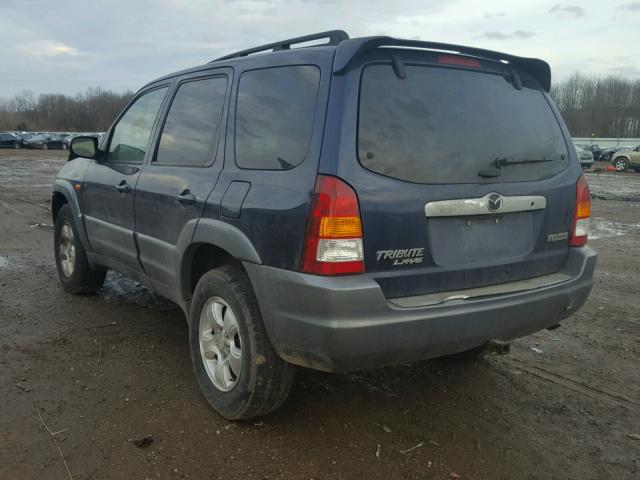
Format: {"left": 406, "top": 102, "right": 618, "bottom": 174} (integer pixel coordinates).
{"left": 575, "top": 144, "right": 601, "bottom": 161}
{"left": 611, "top": 146, "right": 640, "bottom": 172}
{"left": 599, "top": 147, "right": 619, "bottom": 162}
{"left": 574, "top": 144, "right": 594, "bottom": 168}
{"left": 23, "top": 134, "right": 64, "bottom": 149}
{"left": 0, "top": 132, "right": 22, "bottom": 148}
{"left": 14, "top": 132, "right": 35, "bottom": 146}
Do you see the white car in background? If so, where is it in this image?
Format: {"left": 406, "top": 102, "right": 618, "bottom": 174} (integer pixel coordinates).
{"left": 574, "top": 144, "right": 594, "bottom": 169}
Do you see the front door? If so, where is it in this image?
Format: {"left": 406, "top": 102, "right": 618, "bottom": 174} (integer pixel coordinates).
{"left": 82, "top": 86, "right": 168, "bottom": 271}
{"left": 135, "top": 73, "right": 230, "bottom": 290}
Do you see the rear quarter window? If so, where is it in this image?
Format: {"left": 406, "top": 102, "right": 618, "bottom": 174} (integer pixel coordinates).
{"left": 235, "top": 65, "right": 320, "bottom": 170}
{"left": 358, "top": 63, "right": 569, "bottom": 184}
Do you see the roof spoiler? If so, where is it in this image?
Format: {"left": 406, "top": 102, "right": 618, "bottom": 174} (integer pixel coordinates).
{"left": 332, "top": 37, "right": 551, "bottom": 92}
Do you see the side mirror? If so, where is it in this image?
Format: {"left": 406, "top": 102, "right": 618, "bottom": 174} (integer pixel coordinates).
{"left": 70, "top": 136, "right": 98, "bottom": 160}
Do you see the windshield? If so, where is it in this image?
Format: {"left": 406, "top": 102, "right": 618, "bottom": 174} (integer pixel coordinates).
{"left": 358, "top": 63, "right": 570, "bottom": 184}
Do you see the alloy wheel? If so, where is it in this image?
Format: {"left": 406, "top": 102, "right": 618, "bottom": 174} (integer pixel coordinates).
{"left": 199, "top": 297, "right": 242, "bottom": 392}
{"left": 614, "top": 158, "right": 627, "bottom": 171}
{"left": 58, "top": 222, "right": 76, "bottom": 277}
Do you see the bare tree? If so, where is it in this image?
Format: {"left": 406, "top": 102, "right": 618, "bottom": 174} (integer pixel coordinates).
{"left": 0, "top": 88, "right": 133, "bottom": 131}
{"left": 551, "top": 74, "right": 640, "bottom": 137}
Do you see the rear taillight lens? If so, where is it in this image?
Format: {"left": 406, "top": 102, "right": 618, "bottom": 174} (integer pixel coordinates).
{"left": 570, "top": 174, "right": 591, "bottom": 247}
{"left": 301, "top": 175, "right": 364, "bottom": 275}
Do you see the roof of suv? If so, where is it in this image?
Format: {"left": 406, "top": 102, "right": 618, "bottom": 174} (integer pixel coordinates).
{"left": 144, "top": 30, "right": 552, "bottom": 92}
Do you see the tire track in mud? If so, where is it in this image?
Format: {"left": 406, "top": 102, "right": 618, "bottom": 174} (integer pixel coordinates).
{"left": 496, "top": 357, "right": 639, "bottom": 411}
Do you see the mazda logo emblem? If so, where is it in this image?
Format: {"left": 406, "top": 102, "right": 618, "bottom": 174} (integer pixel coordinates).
{"left": 487, "top": 193, "right": 503, "bottom": 212}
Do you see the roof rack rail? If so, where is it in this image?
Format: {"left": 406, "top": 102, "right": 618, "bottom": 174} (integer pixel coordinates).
{"left": 212, "top": 30, "right": 349, "bottom": 62}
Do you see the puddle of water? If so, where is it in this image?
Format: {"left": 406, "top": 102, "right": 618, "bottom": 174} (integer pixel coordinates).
{"left": 589, "top": 218, "right": 640, "bottom": 240}
{"left": 100, "top": 272, "right": 178, "bottom": 311}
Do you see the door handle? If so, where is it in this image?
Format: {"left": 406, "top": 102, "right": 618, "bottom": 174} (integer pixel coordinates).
{"left": 116, "top": 180, "right": 131, "bottom": 194}
{"left": 177, "top": 189, "right": 196, "bottom": 205}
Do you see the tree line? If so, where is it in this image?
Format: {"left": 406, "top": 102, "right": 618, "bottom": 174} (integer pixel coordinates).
{"left": 0, "top": 87, "right": 134, "bottom": 132}
{"left": 550, "top": 74, "right": 640, "bottom": 138}
{"left": 0, "top": 73, "right": 638, "bottom": 137}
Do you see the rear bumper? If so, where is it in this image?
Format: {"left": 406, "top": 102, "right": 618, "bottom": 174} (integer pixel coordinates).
{"left": 244, "top": 247, "right": 596, "bottom": 372}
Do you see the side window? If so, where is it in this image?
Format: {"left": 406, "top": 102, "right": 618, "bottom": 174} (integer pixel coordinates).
{"left": 107, "top": 87, "right": 167, "bottom": 165}
{"left": 155, "top": 76, "right": 227, "bottom": 167}
{"left": 235, "top": 65, "right": 320, "bottom": 170}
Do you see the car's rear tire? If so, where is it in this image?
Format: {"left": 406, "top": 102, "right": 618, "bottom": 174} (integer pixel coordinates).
{"left": 613, "top": 157, "right": 629, "bottom": 171}
{"left": 54, "top": 204, "right": 106, "bottom": 293}
{"left": 189, "top": 265, "right": 295, "bottom": 420}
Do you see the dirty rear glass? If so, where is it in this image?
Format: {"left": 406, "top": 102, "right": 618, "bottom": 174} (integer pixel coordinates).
{"left": 358, "top": 64, "right": 569, "bottom": 184}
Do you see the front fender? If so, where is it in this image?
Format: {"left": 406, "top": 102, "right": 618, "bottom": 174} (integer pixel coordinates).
{"left": 52, "top": 179, "right": 91, "bottom": 251}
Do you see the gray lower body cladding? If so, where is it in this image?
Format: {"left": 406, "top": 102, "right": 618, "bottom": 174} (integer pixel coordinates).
{"left": 244, "top": 247, "right": 596, "bottom": 372}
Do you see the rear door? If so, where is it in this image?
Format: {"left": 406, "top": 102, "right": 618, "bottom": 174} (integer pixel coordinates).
{"left": 134, "top": 70, "right": 231, "bottom": 290}
{"left": 331, "top": 50, "right": 579, "bottom": 298}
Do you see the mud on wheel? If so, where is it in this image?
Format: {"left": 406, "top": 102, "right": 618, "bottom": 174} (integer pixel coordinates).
{"left": 54, "top": 204, "right": 106, "bottom": 293}
{"left": 189, "top": 265, "right": 295, "bottom": 420}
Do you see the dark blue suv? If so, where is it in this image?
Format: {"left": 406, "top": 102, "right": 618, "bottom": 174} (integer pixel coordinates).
{"left": 52, "top": 31, "right": 596, "bottom": 419}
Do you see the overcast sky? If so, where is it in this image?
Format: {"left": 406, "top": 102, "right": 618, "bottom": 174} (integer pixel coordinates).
{"left": 0, "top": 0, "right": 638, "bottom": 97}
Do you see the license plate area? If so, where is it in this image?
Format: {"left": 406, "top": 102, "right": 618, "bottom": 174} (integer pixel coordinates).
{"left": 427, "top": 212, "right": 536, "bottom": 267}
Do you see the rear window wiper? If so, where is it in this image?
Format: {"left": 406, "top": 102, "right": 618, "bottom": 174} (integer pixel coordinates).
{"left": 478, "top": 157, "right": 557, "bottom": 178}
{"left": 494, "top": 157, "right": 554, "bottom": 167}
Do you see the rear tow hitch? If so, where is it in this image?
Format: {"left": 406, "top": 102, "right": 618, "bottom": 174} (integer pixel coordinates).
{"left": 486, "top": 339, "right": 511, "bottom": 355}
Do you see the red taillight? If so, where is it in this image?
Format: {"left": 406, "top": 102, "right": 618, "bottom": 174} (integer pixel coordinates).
{"left": 570, "top": 174, "right": 591, "bottom": 247}
{"left": 437, "top": 54, "right": 481, "bottom": 68}
{"left": 301, "top": 175, "right": 364, "bottom": 275}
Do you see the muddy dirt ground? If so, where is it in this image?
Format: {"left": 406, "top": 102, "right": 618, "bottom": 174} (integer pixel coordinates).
{"left": 1, "top": 150, "right": 639, "bottom": 480}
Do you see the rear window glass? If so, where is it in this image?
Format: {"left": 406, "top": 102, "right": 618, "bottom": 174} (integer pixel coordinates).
{"left": 358, "top": 64, "right": 569, "bottom": 184}
{"left": 235, "top": 65, "right": 320, "bottom": 170}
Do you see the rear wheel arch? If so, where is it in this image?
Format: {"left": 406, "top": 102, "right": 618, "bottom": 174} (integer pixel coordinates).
{"left": 181, "top": 243, "right": 245, "bottom": 302}
{"left": 180, "top": 219, "right": 262, "bottom": 303}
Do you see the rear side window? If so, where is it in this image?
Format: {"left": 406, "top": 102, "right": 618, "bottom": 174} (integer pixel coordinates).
{"left": 156, "top": 76, "right": 227, "bottom": 166}
{"left": 235, "top": 65, "right": 320, "bottom": 170}
{"left": 107, "top": 87, "right": 167, "bottom": 165}
{"left": 358, "top": 64, "right": 569, "bottom": 184}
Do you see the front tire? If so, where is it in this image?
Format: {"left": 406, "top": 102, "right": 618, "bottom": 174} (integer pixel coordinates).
{"left": 54, "top": 204, "right": 106, "bottom": 293}
{"left": 189, "top": 265, "right": 295, "bottom": 420}
{"left": 613, "top": 157, "right": 629, "bottom": 171}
